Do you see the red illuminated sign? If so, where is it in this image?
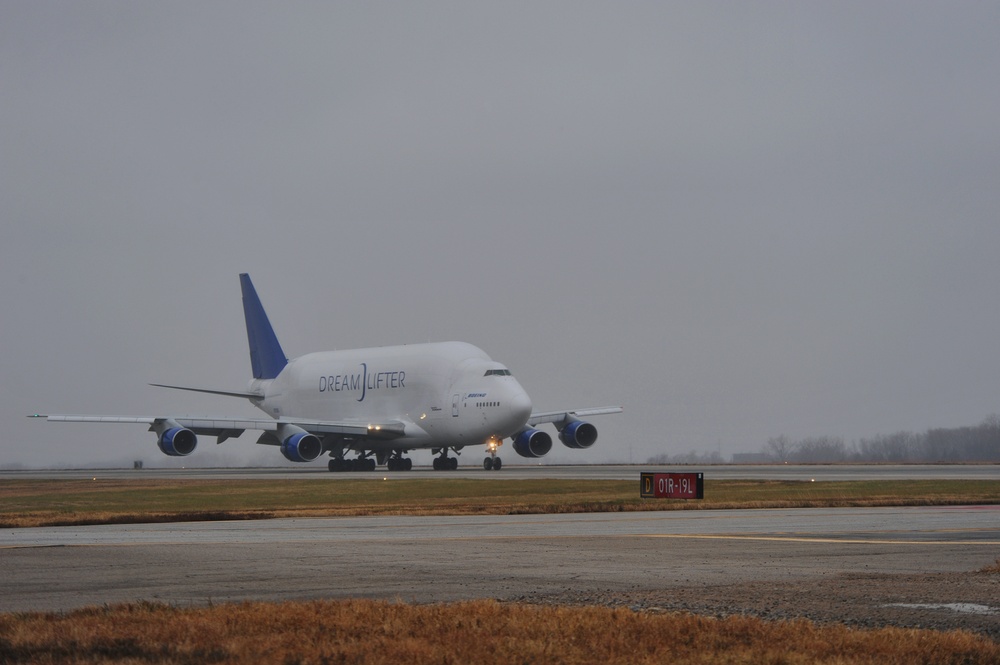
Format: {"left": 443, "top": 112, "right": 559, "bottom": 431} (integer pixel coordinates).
{"left": 640, "top": 472, "right": 704, "bottom": 499}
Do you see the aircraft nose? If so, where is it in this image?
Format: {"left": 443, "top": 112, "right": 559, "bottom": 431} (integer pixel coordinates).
{"left": 509, "top": 389, "right": 532, "bottom": 424}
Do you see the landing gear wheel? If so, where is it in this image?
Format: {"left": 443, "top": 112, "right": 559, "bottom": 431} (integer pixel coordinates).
{"left": 388, "top": 456, "right": 413, "bottom": 471}
{"left": 434, "top": 455, "right": 459, "bottom": 471}
{"left": 352, "top": 458, "right": 376, "bottom": 472}
{"left": 483, "top": 457, "right": 494, "bottom": 470}
{"left": 328, "top": 458, "right": 351, "bottom": 472}
{"left": 492, "top": 457, "right": 502, "bottom": 470}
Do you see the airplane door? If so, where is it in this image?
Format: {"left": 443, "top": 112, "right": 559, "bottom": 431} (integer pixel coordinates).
{"left": 452, "top": 394, "right": 460, "bottom": 417}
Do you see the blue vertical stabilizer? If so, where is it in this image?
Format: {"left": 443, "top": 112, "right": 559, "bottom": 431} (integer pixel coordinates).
{"left": 240, "top": 274, "right": 288, "bottom": 380}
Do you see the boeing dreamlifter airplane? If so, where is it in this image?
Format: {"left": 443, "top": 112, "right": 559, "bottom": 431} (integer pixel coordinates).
{"left": 32, "top": 274, "right": 622, "bottom": 471}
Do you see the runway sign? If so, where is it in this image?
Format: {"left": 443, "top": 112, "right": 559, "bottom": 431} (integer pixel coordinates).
{"left": 640, "top": 472, "right": 704, "bottom": 499}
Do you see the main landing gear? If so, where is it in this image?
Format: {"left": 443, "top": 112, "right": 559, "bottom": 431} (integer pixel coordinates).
{"left": 432, "top": 448, "right": 459, "bottom": 471}
{"left": 328, "top": 456, "right": 376, "bottom": 472}
{"left": 386, "top": 454, "right": 413, "bottom": 471}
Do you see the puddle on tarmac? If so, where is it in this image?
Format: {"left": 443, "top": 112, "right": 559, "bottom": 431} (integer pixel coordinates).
{"left": 886, "top": 603, "right": 998, "bottom": 616}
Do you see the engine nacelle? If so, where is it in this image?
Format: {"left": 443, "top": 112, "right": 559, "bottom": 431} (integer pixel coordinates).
{"left": 280, "top": 432, "right": 322, "bottom": 463}
{"left": 558, "top": 420, "right": 598, "bottom": 449}
{"left": 158, "top": 427, "right": 197, "bottom": 457}
{"left": 512, "top": 428, "right": 553, "bottom": 458}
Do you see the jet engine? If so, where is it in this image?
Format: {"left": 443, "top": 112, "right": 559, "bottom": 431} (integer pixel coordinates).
{"left": 558, "top": 419, "right": 598, "bottom": 449}
{"left": 280, "top": 431, "right": 323, "bottom": 463}
{"left": 512, "top": 428, "right": 553, "bottom": 458}
{"left": 157, "top": 427, "right": 197, "bottom": 457}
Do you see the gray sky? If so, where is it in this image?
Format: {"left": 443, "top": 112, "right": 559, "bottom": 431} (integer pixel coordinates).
{"left": 3, "top": 2, "right": 999, "bottom": 468}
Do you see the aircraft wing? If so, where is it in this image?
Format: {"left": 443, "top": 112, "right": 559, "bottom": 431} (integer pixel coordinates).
{"left": 528, "top": 406, "right": 623, "bottom": 427}
{"left": 29, "top": 414, "right": 406, "bottom": 443}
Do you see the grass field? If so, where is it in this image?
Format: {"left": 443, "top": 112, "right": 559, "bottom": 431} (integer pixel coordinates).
{"left": 1, "top": 477, "right": 999, "bottom": 527}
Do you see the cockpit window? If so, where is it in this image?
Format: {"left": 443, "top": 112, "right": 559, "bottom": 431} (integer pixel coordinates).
{"left": 484, "top": 369, "right": 512, "bottom": 376}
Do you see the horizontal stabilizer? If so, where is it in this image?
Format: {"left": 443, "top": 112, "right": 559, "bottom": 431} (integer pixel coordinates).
{"left": 150, "top": 383, "right": 262, "bottom": 400}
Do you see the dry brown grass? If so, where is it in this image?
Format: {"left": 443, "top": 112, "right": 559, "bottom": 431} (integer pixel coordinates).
{"left": 980, "top": 558, "right": 1000, "bottom": 574}
{"left": 0, "top": 599, "right": 996, "bottom": 664}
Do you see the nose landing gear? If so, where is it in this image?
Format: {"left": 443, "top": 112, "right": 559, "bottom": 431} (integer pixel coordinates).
{"left": 483, "top": 438, "right": 502, "bottom": 471}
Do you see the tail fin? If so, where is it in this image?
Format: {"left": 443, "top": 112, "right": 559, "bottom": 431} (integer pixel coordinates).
{"left": 240, "top": 274, "right": 288, "bottom": 380}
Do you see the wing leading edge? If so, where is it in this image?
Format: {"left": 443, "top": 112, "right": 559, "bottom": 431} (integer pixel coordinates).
{"left": 29, "top": 414, "right": 405, "bottom": 445}
{"left": 528, "top": 406, "right": 623, "bottom": 427}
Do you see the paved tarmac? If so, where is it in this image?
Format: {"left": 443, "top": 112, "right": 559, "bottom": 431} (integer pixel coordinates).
{"left": 2, "top": 504, "right": 998, "bottom": 614}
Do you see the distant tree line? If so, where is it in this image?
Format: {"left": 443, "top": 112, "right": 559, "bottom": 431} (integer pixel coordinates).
{"left": 646, "top": 450, "right": 726, "bottom": 465}
{"left": 762, "top": 415, "right": 1000, "bottom": 463}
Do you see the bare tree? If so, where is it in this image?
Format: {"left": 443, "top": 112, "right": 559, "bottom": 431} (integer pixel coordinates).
{"left": 750, "top": 414, "right": 1000, "bottom": 464}
{"left": 764, "top": 435, "right": 793, "bottom": 462}
{"left": 792, "top": 436, "right": 848, "bottom": 463}
{"left": 857, "top": 431, "right": 921, "bottom": 462}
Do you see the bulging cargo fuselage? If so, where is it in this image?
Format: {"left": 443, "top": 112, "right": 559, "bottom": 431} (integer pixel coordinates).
{"left": 252, "top": 341, "right": 533, "bottom": 448}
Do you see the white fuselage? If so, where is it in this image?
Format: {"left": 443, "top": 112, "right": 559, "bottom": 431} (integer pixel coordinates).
{"left": 252, "top": 341, "right": 533, "bottom": 449}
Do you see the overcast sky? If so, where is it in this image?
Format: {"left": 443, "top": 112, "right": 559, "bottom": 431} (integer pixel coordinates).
{"left": 3, "top": 2, "right": 999, "bottom": 468}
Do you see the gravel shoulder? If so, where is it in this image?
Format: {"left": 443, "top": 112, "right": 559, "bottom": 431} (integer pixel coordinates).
{"left": 529, "top": 570, "right": 1000, "bottom": 638}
